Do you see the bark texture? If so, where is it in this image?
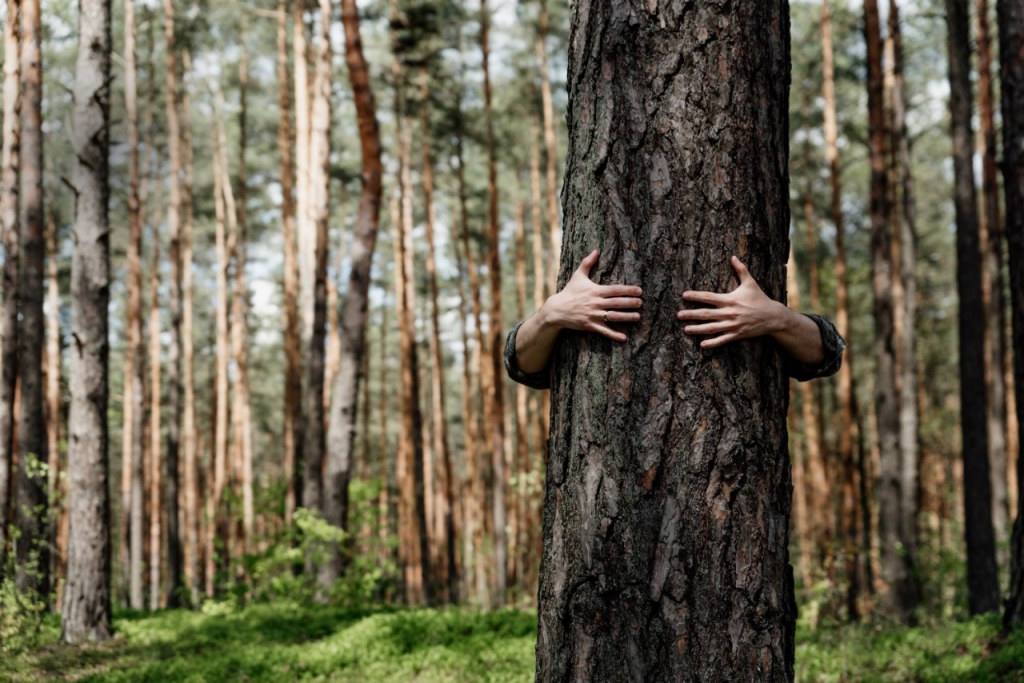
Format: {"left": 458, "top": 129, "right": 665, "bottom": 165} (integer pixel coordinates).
{"left": 61, "top": 0, "right": 112, "bottom": 642}
{"left": 535, "top": 2, "right": 794, "bottom": 679}
{"left": 946, "top": 0, "right": 1000, "bottom": 615}
{"left": 999, "top": 0, "right": 1024, "bottom": 629}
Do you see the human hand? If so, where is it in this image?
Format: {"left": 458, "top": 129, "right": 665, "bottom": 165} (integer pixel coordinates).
{"left": 676, "top": 256, "right": 786, "bottom": 349}
{"left": 541, "top": 250, "right": 643, "bottom": 343}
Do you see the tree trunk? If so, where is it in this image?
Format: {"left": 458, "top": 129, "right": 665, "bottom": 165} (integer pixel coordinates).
{"left": 536, "top": 0, "right": 561, "bottom": 296}
{"left": 866, "top": 0, "right": 919, "bottom": 622}
{"left": 999, "top": 0, "right": 1024, "bottom": 629}
{"left": 889, "top": 0, "right": 922, "bottom": 614}
{"left": 513, "top": 191, "right": 530, "bottom": 599}
{"left": 15, "top": 0, "right": 49, "bottom": 597}
{"left": 295, "top": 0, "right": 315, "bottom": 362}
{"left": 161, "top": 0, "right": 183, "bottom": 607}
{"left": 302, "top": 0, "right": 331, "bottom": 526}
{"left": 947, "top": 0, "right": 1000, "bottom": 616}
{"left": 787, "top": 249, "right": 812, "bottom": 589}
{"left": 976, "top": 0, "right": 1009, "bottom": 545}
{"left": 418, "top": 66, "right": 456, "bottom": 603}
{"left": 61, "top": 0, "right": 112, "bottom": 640}
{"left": 148, "top": 233, "right": 162, "bottom": 611}
{"left": 45, "top": 209, "right": 64, "bottom": 608}
{"left": 180, "top": 48, "right": 197, "bottom": 607}
{"left": 480, "top": 0, "right": 507, "bottom": 607}
{"left": 821, "top": 0, "right": 861, "bottom": 621}
{"left": 278, "top": 0, "right": 301, "bottom": 526}
{"left": 0, "top": 0, "right": 21, "bottom": 569}
{"left": 212, "top": 113, "right": 231, "bottom": 597}
{"left": 535, "top": 1, "right": 794, "bottom": 678}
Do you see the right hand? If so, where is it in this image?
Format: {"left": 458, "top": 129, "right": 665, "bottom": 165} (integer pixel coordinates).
{"left": 542, "top": 250, "right": 643, "bottom": 342}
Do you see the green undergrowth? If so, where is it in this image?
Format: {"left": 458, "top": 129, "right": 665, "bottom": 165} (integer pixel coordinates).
{"left": 3, "top": 603, "right": 1023, "bottom": 682}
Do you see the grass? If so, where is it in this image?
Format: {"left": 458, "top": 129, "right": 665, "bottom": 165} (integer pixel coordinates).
{"left": 3, "top": 603, "right": 1023, "bottom": 682}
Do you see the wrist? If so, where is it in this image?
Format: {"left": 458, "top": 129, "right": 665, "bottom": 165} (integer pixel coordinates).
{"left": 538, "top": 294, "right": 564, "bottom": 331}
{"left": 767, "top": 300, "right": 796, "bottom": 336}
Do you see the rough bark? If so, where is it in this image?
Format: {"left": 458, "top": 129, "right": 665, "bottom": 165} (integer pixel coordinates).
{"left": 322, "top": 0, "right": 383, "bottom": 586}
{"left": 180, "top": 49, "right": 197, "bottom": 606}
{"left": 976, "top": 0, "right": 1009, "bottom": 544}
{"left": 866, "top": 0, "right": 919, "bottom": 622}
{"left": 0, "top": 0, "right": 21, "bottom": 566}
{"left": 889, "top": 0, "right": 922, "bottom": 612}
{"left": 15, "top": 0, "right": 49, "bottom": 597}
{"left": 278, "top": 0, "right": 301, "bottom": 525}
{"left": 821, "top": 0, "right": 861, "bottom": 620}
{"left": 535, "top": 1, "right": 794, "bottom": 679}
{"left": 947, "top": 0, "right": 1000, "bottom": 615}
{"left": 161, "top": 0, "right": 183, "bottom": 606}
{"left": 61, "top": 0, "right": 112, "bottom": 641}
{"left": 301, "top": 0, "right": 331, "bottom": 524}
{"left": 999, "top": 0, "right": 1024, "bottom": 629}
{"left": 480, "top": 0, "right": 507, "bottom": 606}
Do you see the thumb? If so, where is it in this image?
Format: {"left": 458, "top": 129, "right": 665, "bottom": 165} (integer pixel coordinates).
{"left": 732, "top": 256, "right": 753, "bottom": 285}
{"left": 577, "top": 250, "right": 600, "bottom": 279}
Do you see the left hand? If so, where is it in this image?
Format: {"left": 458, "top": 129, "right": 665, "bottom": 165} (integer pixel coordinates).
{"left": 676, "top": 256, "right": 785, "bottom": 349}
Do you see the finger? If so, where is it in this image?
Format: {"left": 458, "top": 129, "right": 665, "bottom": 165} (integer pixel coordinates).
{"left": 682, "top": 290, "right": 731, "bottom": 306}
{"left": 602, "top": 297, "right": 644, "bottom": 310}
{"left": 603, "top": 311, "right": 641, "bottom": 323}
{"left": 700, "top": 333, "right": 740, "bottom": 349}
{"left": 676, "top": 307, "right": 722, "bottom": 321}
{"left": 732, "top": 256, "right": 753, "bottom": 284}
{"left": 598, "top": 284, "right": 643, "bottom": 298}
{"left": 577, "top": 250, "right": 600, "bottom": 279}
{"left": 588, "top": 323, "right": 628, "bottom": 343}
{"left": 683, "top": 321, "right": 734, "bottom": 336}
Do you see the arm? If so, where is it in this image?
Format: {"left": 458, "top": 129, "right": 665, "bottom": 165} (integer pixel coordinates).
{"left": 677, "top": 256, "right": 837, "bottom": 370}
{"left": 512, "top": 250, "right": 643, "bottom": 375}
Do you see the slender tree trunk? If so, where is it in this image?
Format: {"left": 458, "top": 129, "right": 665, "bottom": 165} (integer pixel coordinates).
{"left": 0, "top": 0, "right": 21, "bottom": 568}
{"left": 418, "top": 66, "right": 456, "bottom": 603}
{"left": 513, "top": 191, "right": 530, "bottom": 600}
{"left": 947, "top": 0, "right": 1000, "bottom": 615}
{"left": 999, "top": 0, "right": 1024, "bottom": 629}
{"left": 278, "top": 0, "right": 301, "bottom": 526}
{"left": 147, "top": 228, "right": 161, "bottom": 611}
{"left": 161, "top": 0, "right": 183, "bottom": 607}
{"left": 180, "top": 49, "right": 197, "bottom": 606}
{"left": 61, "top": 0, "right": 112, "bottom": 640}
{"left": 866, "top": 0, "right": 919, "bottom": 622}
{"left": 535, "top": 1, "right": 794, "bottom": 677}
{"left": 324, "top": 231, "right": 345, "bottom": 409}
{"left": 15, "top": 0, "right": 49, "bottom": 597}
{"left": 295, "top": 0, "right": 314, "bottom": 359}
{"left": 323, "top": 0, "right": 383, "bottom": 588}
{"left": 480, "top": 0, "right": 507, "bottom": 606}
{"left": 788, "top": 249, "right": 812, "bottom": 589}
{"left": 211, "top": 114, "right": 231, "bottom": 597}
{"left": 302, "top": 0, "right": 331, "bottom": 527}
{"left": 529, "top": 121, "right": 550, "bottom": 456}
{"left": 45, "top": 209, "right": 64, "bottom": 607}
{"left": 976, "top": 0, "right": 1009, "bottom": 545}
{"left": 536, "top": 0, "right": 561, "bottom": 295}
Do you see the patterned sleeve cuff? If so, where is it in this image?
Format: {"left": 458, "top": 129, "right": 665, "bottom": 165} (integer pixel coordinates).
{"left": 783, "top": 313, "right": 847, "bottom": 382}
{"left": 504, "top": 322, "right": 552, "bottom": 390}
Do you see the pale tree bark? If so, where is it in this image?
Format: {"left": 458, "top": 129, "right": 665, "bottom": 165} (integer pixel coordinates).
{"left": 323, "top": 0, "right": 385, "bottom": 589}
{"left": 866, "top": 0, "right": 919, "bottom": 622}
{"left": 302, "top": 0, "right": 331, "bottom": 526}
{"left": 535, "top": 1, "right": 794, "bottom": 677}
{"left": 147, "top": 235, "right": 161, "bottom": 611}
{"left": 45, "top": 209, "right": 64, "bottom": 607}
{"left": 0, "top": 0, "right": 21, "bottom": 567}
{"left": 527, "top": 121, "right": 547, "bottom": 598}
{"left": 822, "top": 0, "right": 861, "bottom": 620}
{"left": 180, "top": 49, "right": 197, "bottom": 606}
{"left": 295, "top": 0, "right": 315, "bottom": 359}
{"left": 278, "top": 0, "right": 301, "bottom": 525}
{"left": 419, "top": 66, "right": 457, "bottom": 603}
{"left": 61, "top": 0, "right": 112, "bottom": 641}
{"left": 976, "top": 0, "right": 1009, "bottom": 544}
{"left": 513, "top": 191, "right": 529, "bottom": 598}
{"left": 211, "top": 112, "right": 230, "bottom": 598}
{"left": 161, "top": 0, "right": 183, "bottom": 606}
{"left": 15, "top": 0, "right": 49, "bottom": 597}
{"left": 536, "top": 0, "right": 561, "bottom": 296}
{"left": 325, "top": 227, "right": 346, "bottom": 409}
{"left": 888, "top": 0, "right": 921, "bottom": 602}
{"left": 480, "top": 0, "right": 507, "bottom": 606}
{"left": 946, "top": 0, "right": 1000, "bottom": 615}
{"left": 999, "top": 0, "right": 1024, "bottom": 630}
{"left": 787, "top": 248, "right": 812, "bottom": 590}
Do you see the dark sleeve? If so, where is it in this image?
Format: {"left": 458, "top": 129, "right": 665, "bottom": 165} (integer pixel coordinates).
{"left": 783, "top": 313, "right": 846, "bottom": 382}
{"left": 504, "top": 322, "right": 552, "bottom": 390}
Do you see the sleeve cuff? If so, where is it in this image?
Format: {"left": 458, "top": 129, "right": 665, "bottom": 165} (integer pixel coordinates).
{"left": 784, "top": 313, "right": 847, "bottom": 382}
{"left": 504, "top": 322, "right": 552, "bottom": 390}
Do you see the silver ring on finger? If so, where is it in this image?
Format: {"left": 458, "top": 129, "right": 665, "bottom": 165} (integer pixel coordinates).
{"left": 603, "top": 311, "right": 609, "bottom": 323}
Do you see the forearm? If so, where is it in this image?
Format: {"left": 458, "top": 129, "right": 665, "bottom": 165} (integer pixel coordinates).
{"left": 768, "top": 302, "right": 825, "bottom": 366}
{"left": 515, "top": 301, "right": 563, "bottom": 374}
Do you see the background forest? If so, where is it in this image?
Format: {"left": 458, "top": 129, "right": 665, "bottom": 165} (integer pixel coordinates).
{"left": 2, "top": 0, "right": 1024, "bottom": 680}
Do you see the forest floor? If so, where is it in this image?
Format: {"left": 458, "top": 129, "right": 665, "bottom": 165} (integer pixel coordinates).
{"left": 3, "top": 602, "right": 1023, "bottom": 682}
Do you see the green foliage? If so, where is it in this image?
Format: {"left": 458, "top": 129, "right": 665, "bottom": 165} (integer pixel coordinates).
{"left": 0, "top": 553, "right": 49, "bottom": 656}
